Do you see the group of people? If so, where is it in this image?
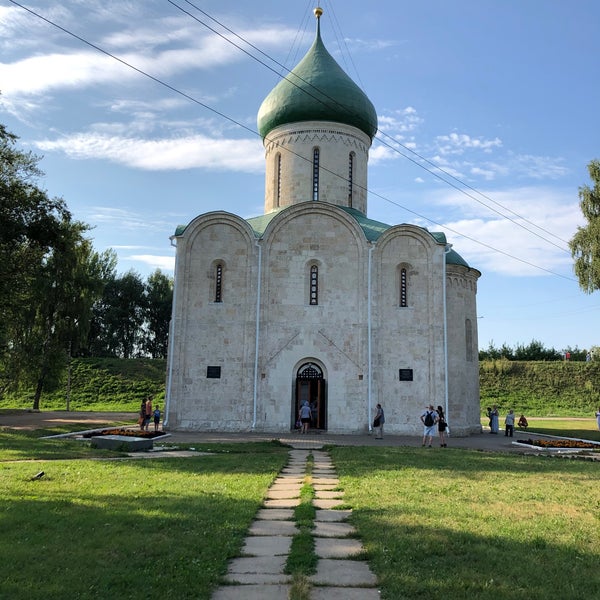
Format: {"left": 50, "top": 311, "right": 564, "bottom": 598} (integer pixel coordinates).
{"left": 371, "top": 403, "right": 449, "bottom": 447}
{"left": 301, "top": 401, "right": 600, "bottom": 439}
{"left": 139, "top": 396, "right": 161, "bottom": 432}
{"left": 419, "top": 404, "right": 449, "bottom": 447}
{"left": 486, "top": 405, "right": 528, "bottom": 437}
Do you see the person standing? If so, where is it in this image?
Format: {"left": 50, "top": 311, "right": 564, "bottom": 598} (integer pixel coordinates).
{"left": 299, "top": 401, "right": 311, "bottom": 434}
{"left": 596, "top": 407, "right": 600, "bottom": 431}
{"left": 436, "top": 405, "right": 448, "bottom": 447}
{"left": 153, "top": 405, "right": 161, "bottom": 432}
{"left": 489, "top": 405, "right": 499, "bottom": 434}
{"left": 505, "top": 409, "right": 515, "bottom": 437}
{"left": 139, "top": 399, "right": 147, "bottom": 430}
{"left": 144, "top": 396, "right": 153, "bottom": 432}
{"left": 421, "top": 405, "right": 438, "bottom": 447}
{"left": 373, "top": 403, "right": 385, "bottom": 439}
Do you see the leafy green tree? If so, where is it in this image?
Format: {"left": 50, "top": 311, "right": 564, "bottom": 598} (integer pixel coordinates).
{"left": 143, "top": 269, "right": 173, "bottom": 358}
{"left": 0, "top": 125, "right": 70, "bottom": 396}
{"left": 514, "top": 339, "right": 561, "bottom": 361}
{"left": 87, "top": 271, "right": 147, "bottom": 358}
{"left": 569, "top": 159, "right": 600, "bottom": 293}
{"left": 0, "top": 124, "right": 116, "bottom": 407}
{"left": 19, "top": 220, "right": 112, "bottom": 409}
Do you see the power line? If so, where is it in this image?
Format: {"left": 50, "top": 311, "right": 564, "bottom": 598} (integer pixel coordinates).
{"left": 173, "top": 0, "right": 572, "bottom": 255}
{"left": 7, "top": 0, "right": 577, "bottom": 282}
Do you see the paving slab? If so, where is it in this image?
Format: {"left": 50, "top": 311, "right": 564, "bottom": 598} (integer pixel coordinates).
{"left": 311, "top": 586, "right": 381, "bottom": 599}
{"left": 255, "top": 508, "right": 294, "bottom": 520}
{"left": 314, "top": 537, "right": 364, "bottom": 558}
{"left": 314, "top": 490, "right": 343, "bottom": 499}
{"left": 315, "top": 509, "right": 352, "bottom": 522}
{"left": 313, "top": 521, "right": 356, "bottom": 537}
{"left": 223, "top": 573, "right": 291, "bottom": 585}
{"left": 263, "top": 498, "right": 301, "bottom": 509}
{"left": 280, "top": 467, "right": 305, "bottom": 474}
{"left": 311, "top": 559, "right": 378, "bottom": 586}
{"left": 213, "top": 583, "right": 291, "bottom": 598}
{"left": 248, "top": 520, "right": 298, "bottom": 536}
{"left": 241, "top": 535, "right": 293, "bottom": 556}
{"left": 227, "top": 556, "right": 286, "bottom": 574}
{"left": 310, "top": 477, "right": 339, "bottom": 485}
{"left": 274, "top": 475, "right": 304, "bottom": 483}
{"left": 313, "top": 498, "right": 345, "bottom": 509}
{"left": 313, "top": 483, "right": 339, "bottom": 491}
{"left": 266, "top": 489, "right": 300, "bottom": 499}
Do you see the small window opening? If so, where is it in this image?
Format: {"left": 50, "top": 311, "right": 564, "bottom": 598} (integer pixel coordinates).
{"left": 215, "top": 264, "right": 223, "bottom": 303}
{"left": 310, "top": 265, "right": 319, "bottom": 305}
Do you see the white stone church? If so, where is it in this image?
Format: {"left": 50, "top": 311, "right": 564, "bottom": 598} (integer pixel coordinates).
{"left": 164, "top": 10, "right": 481, "bottom": 436}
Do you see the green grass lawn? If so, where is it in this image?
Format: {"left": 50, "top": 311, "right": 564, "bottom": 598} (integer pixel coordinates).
{"left": 481, "top": 416, "right": 600, "bottom": 442}
{"left": 329, "top": 445, "right": 600, "bottom": 600}
{"left": 2, "top": 426, "right": 599, "bottom": 599}
{"left": 0, "top": 433, "right": 289, "bottom": 600}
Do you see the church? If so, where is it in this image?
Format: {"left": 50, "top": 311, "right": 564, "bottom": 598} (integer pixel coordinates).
{"left": 164, "top": 8, "right": 481, "bottom": 436}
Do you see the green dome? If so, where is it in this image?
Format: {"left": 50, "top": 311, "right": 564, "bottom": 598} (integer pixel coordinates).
{"left": 257, "top": 18, "right": 378, "bottom": 140}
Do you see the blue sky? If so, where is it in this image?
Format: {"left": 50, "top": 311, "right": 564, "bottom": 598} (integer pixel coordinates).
{"left": 1, "top": 0, "right": 599, "bottom": 352}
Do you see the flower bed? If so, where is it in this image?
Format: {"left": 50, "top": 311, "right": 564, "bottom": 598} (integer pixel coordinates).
{"left": 516, "top": 438, "right": 599, "bottom": 450}
{"left": 82, "top": 428, "right": 166, "bottom": 439}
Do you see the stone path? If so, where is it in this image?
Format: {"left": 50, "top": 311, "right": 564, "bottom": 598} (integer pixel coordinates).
{"left": 212, "top": 448, "right": 379, "bottom": 599}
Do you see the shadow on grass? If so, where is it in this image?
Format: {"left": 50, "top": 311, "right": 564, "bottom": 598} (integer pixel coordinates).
{"left": 0, "top": 450, "right": 289, "bottom": 600}
{"left": 352, "top": 512, "right": 598, "bottom": 600}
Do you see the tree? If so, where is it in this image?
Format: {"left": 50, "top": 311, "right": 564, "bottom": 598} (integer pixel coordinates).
{"left": 0, "top": 125, "right": 71, "bottom": 396}
{"left": 569, "top": 159, "right": 600, "bottom": 293}
{"left": 0, "top": 124, "right": 115, "bottom": 407}
{"left": 87, "top": 271, "right": 147, "bottom": 358}
{"left": 15, "top": 220, "right": 116, "bottom": 409}
{"left": 143, "top": 270, "right": 173, "bottom": 358}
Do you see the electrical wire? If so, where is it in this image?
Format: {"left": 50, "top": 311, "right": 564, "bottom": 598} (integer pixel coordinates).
{"left": 7, "top": 0, "right": 578, "bottom": 282}
{"left": 173, "top": 0, "right": 572, "bottom": 255}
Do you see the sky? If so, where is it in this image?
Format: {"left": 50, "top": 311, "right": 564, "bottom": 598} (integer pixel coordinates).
{"left": 1, "top": 0, "right": 599, "bottom": 352}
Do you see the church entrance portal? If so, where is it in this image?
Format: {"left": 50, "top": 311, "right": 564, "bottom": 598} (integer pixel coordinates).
{"left": 294, "top": 363, "right": 326, "bottom": 431}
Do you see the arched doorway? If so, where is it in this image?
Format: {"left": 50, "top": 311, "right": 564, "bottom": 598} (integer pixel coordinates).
{"left": 294, "top": 362, "right": 326, "bottom": 431}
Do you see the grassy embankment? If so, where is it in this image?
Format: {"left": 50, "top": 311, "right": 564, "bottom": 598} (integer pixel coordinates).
{"left": 0, "top": 358, "right": 167, "bottom": 412}
{"left": 2, "top": 357, "right": 599, "bottom": 439}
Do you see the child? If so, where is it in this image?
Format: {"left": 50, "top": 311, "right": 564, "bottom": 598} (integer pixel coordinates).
{"left": 153, "top": 406, "right": 161, "bottom": 432}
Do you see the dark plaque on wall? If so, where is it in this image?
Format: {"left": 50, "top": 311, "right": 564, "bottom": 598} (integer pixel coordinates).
{"left": 207, "top": 366, "right": 221, "bottom": 379}
{"left": 399, "top": 368, "right": 413, "bottom": 381}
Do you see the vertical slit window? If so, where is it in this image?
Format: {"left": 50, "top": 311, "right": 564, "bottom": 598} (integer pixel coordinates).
{"left": 400, "top": 268, "right": 407, "bottom": 307}
{"left": 276, "top": 153, "right": 281, "bottom": 207}
{"left": 348, "top": 152, "right": 354, "bottom": 206}
{"left": 312, "top": 148, "right": 320, "bottom": 201}
{"left": 466, "top": 319, "right": 473, "bottom": 362}
{"left": 215, "top": 264, "right": 223, "bottom": 303}
{"left": 310, "top": 265, "right": 319, "bottom": 305}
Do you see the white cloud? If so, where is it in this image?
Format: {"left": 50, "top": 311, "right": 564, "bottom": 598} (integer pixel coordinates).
{"left": 127, "top": 254, "right": 175, "bottom": 272}
{"left": 431, "top": 186, "right": 580, "bottom": 276}
{"left": 435, "top": 132, "right": 502, "bottom": 155}
{"left": 35, "top": 132, "right": 264, "bottom": 172}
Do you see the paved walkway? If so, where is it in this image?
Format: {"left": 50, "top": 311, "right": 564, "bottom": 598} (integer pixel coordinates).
{"left": 212, "top": 447, "right": 379, "bottom": 600}
{"left": 0, "top": 409, "right": 564, "bottom": 454}
{"left": 3, "top": 409, "right": 597, "bottom": 598}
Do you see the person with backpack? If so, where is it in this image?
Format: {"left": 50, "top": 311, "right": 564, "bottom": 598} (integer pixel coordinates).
{"left": 421, "top": 404, "right": 438, "bottom": 447}
{"left": 436, "top": 405, "right": 448, "bottom": 447}
{"left": 373, "top": 403, "right": 385, "bottom": 439}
